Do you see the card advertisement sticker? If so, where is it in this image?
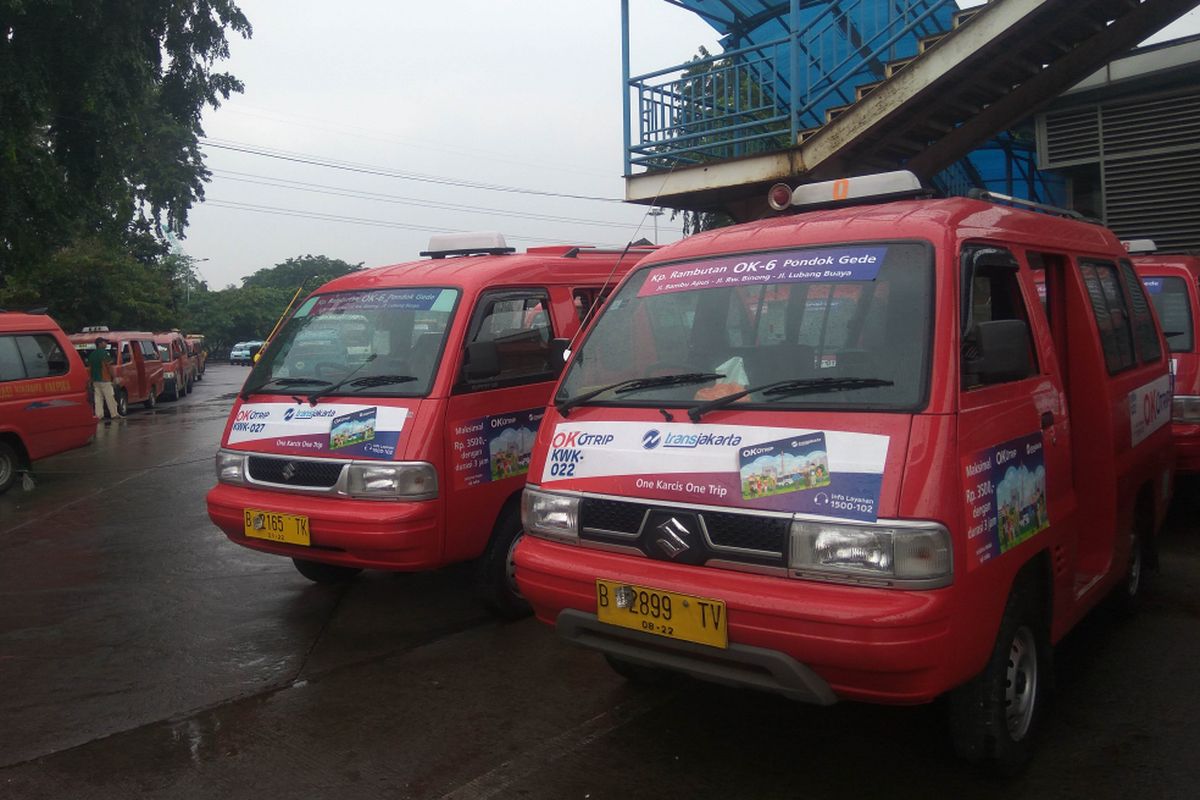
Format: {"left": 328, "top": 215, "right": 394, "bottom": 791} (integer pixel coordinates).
{"left": 738, "top": 433, "right": 830, "bottom": 501}
{"left": 540, "top": 422, "right": 888, "bottom": 522}
{"left": 637, "top": 247, "right": 887, "bottom": 298}
{"left": 227, "top": 402, "right": 408, "bottom": 459}
{"left": 451, "top": 408, "right": 544, "bottom": 489}
{"left": 330, "top": 408, "right": 377, "bottom": 451}
{"left": 962, "top": 432, "right": 1049, "bottom": 572}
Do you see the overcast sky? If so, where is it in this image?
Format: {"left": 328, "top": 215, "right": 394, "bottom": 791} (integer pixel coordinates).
{"left": 183, "top": 1, "right": 1200, "bottom": 289}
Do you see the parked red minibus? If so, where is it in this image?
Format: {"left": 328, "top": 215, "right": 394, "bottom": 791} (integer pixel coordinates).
{"left": 1, "top": 311, "right": 97, "bottom": 493}
{"left": 516, "top": 173, "right": 1173, "bottom": 772}
{"left": 1133, "top": 253, "right": 1200, "bottom": 471}
{"left": 206, "top": 234, "right": 652, "bottom": 615}
{"left": 69, "top": 329, "right": 166, "bottom": 414}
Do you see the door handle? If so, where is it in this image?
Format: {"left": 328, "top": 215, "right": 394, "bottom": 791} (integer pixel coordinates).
{"left": 1041, "top": 411, "right": 1055, "bottom": 429}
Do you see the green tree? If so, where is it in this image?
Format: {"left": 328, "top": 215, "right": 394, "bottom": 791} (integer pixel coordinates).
{"left": 0, "top": 1, "right": 252, "bottom": 281}
{"left": 182, "top": 284, "right": 292, "bottom": 352}
{"left": 241, "top": 255, "right": 362, "bottom": 291}
{"left": 0, "top": 236, "right": 177, "bottom": 332}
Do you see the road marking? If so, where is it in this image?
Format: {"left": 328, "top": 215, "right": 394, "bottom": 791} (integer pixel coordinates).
{"left": 437, "top": 688, "right": 678, "bottom": 800}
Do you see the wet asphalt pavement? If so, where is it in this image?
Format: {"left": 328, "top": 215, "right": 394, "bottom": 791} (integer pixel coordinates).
{"left": 2, "top": 364, "right": 1199, "bottom": 799}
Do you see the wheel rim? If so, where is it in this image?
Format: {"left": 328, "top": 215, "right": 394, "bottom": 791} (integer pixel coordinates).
{"left": 1005, "top": 625, "right": 1039, "bottom": 741}
{"left": 0, "top": 451, "right": 13, "bottom": 487}
{"left": 1127, "top": 535, "right": 1142, "bottom": 597}
{"left": 505, "top": 531, "right": 525, "bottom": 598}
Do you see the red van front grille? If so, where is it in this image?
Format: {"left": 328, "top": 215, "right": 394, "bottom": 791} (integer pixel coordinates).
{"left": 247, "top": 456, "right": 344, "bottom": 488}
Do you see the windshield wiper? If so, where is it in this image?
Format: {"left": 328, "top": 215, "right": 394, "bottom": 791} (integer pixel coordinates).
{"left": 688, "top": 377, "right": 895, "bottom": 422}
{"left": 343, "top": 374, "right": 419, "bottom": 390}
{"left": 305, "top": 355, "right": 378, "bottom": 405}
{"left": 556, "top": 372, "right": 724, "bottom": 416}
{"left": 241, "top": 377, "right": 331, "bottom": 400}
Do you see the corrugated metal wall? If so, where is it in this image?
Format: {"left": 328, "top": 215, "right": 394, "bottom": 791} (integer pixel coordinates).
{"left": 1038, "top": 88, "right": 1200, "bottom": 253}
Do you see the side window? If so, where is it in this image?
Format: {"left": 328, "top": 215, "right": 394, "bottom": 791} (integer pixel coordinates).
{"left": 961, "top": 245, "right": 1037, "bottom": 389}
{"left": 120, "top": 342, "right": 132, "bottom": 365}
{"left": 1079, "top": 260, "right": 1137, "bottom": 374}
{"left": 16, "top": 335, "right": 70, "bottom": 379}
{"left": 1118, "top": 260, "right": 1162, "bottom": 364}
{"left": 142, "top": 341, "right": 159, "bottom": 359}
{"left": 0, "top": 336, "right": 26, "bottom": 382}
{"left": 462, "top": 290, "right": 553, "bottom": 388}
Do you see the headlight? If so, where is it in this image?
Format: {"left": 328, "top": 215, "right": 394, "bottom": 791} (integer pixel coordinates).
{"left": 164, "top": 370, "right": 176, "bottom": 379}
{"left": 789, "top": 520, "right": 952, "bottom": 587}
{"left": 216, "top": 450, "right": 247, "bottom": 485}
{"left": 522, "top": 487, "right": 580, "bottom": 543}
{"left": 1173, "top": 395, "right": 1200, "bottom": 423}
{"left": 345, "top": 462, "right": 437, "bottom": 499}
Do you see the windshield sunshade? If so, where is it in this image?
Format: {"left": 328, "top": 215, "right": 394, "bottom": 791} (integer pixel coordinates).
{"left": 556, "top": 242, "right": 933, "bottom": 413}
{"left": 245, "top": 287, "right": 459, "bottom": 398}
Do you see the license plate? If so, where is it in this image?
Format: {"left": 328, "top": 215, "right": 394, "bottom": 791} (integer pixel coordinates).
{"left": 243, "top": 509, "right": 310, "bottom": 546}
{"left": 595, "top": 580, "right": 727, "bottom": 649}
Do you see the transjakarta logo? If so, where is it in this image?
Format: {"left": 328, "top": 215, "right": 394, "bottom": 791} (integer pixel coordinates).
{"left": 283, "top": 407, "right": 337, "bottom": 422}
{"left": 642, "top": 430, "right": 661, "bottom": 449}
{"left": 662, "top": 431, "right": 743, "bottom": 449}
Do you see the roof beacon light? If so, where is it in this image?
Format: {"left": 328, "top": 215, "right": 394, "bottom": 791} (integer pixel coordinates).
{"left": 1122, "top": 239, "right": 1158, "bottom": 254}
{"left": 771, "top": 170, "right": 925, "bottom": 212}
{"left": 421, "top": 231, "right": 516, "bottom": 259}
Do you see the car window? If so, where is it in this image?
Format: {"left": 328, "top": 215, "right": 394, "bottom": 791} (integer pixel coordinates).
{"left": 15, "top": 335, "right": 70, "bottom": 379}
{"left": 461, "top": 290, "right": 554, "bottom": 390}
{"left": 1080, "top": 260, "right": 1137, "bottom": 374}
{"left": 0, "top": 336, "right": 25, "bottom": 381}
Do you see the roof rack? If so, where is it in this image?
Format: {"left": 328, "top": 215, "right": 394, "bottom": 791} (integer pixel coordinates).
{"left": 966, "top": 189, "right": 1101, "bottom": 224}
{"left": 420, "top": 231, "right": 516, "bottom": 259}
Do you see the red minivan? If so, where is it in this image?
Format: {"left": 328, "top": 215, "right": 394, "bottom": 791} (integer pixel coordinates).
{"left": 154, "top": 331, "right": 193, "bottom": 401}
{"left": 69, "top": 330, "right": 166, "bottom": 414}
{"left": 1, "top": 311, "right": 97, "bottom": 493}
{"left": 206, "top": 235, "right": 652, "bottom": 615}
{"left": 1134, "top": 254, "right": 1200, "bottom": 471}
{"left": 516, "top": 174, "right": 1173, "bottom": 772}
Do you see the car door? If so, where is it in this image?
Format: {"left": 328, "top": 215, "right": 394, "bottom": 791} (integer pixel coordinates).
{"left": 442, "top": 288, "right": 556, "bottom": 562}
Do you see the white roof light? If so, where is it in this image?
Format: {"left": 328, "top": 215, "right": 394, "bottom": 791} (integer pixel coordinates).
{"left": 421, "top": 231, "right": 514, "bottom": 258}
{"left": 1122, "top": 239, "right": 1158, "bottom": 254}
{"left": 786, "top": 170, "right": 925, "bottom": 209}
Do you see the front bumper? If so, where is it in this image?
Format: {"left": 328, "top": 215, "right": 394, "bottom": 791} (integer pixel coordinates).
{"left": 206, "top": 483, "right": 442, "bottom": 570}
{"left": 516, "top": 536, "right": 958, "bottom": 705}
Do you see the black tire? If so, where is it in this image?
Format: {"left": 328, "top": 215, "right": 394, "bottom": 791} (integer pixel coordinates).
{"left": 604, "top": 654, "right": 671, "bottom": 686}
{"left": 476, "top": 506, "right": 532, "bottom": 619}
{"left": 167, "top": 380, "right": 180, "bottom": 402}
{"left": 115, "top": 390, "right": 129, "bottom": 418}
{"left": 0, "top": 440, "right": 19, "bottom": 495}
{"left": 948, "top": 579, "right": 1048, "bottom": 776}
{"left": 1112, "top": 513, "right": 1151, "bottom": 613}
{"left": 291, "top": 558, "right": 362, "bottom": 584}
{"left": 143, "top": 388, "right": 157, "bottom": 410}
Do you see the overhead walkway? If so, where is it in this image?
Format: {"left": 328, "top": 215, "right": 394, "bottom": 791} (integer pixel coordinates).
{"left": 626, "top": 0, "right": 1200, "bottom": 218}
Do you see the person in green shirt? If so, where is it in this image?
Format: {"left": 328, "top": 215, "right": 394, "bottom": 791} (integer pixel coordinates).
{"left": 87, "top": 337, "right": 121, "bottom": 422}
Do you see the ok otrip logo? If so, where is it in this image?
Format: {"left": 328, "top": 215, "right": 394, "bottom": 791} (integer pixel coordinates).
{"left": 547, "top": 429, "right": 615, "bottom": 479}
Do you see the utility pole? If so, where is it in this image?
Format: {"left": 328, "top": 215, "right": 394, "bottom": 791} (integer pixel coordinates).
{"left": 648, "top": 207, "right": 664, "bottom": 244}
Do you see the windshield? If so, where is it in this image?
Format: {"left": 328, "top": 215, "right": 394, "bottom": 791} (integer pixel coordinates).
{"left": 557, "top": 242, "right": 933, "bottom": 412}
{"left": 244, "top": 287, "right": 459, "bottom": 397}
{"left": 1142, "top": 275, "right": 1193, "bottom": 352}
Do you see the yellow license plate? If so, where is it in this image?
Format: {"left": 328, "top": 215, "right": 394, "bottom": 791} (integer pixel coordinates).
{"left": 243, "top": 509, "right": 310, "bottom": 546}
{"left": 596, "top": 580, "right": 727, "bottom": 649}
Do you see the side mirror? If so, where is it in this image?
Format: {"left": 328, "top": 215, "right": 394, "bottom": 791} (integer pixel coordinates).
{"left": 966, "top": 319, "right": 1034, "bottom": 385}
{"left": 549, "top": 338, "right": 570, "bottom": 374}
{"left": 462, "top": 340, "right": 501, "bottom": 381}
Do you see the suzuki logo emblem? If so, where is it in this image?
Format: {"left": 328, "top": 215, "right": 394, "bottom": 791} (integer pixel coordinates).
{"left": 280, "top": 462, "right": 298, "bottom": 480}
{"left": 654, "top": 517, "right": 692, "bottom": 559}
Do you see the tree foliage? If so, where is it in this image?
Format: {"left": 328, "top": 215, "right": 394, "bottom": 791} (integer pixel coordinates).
{"left": 0, "top": 0, "right": 252, "bottom": 280}
{"left": 241, "top": 255, "right": 362, "bottom": 291}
